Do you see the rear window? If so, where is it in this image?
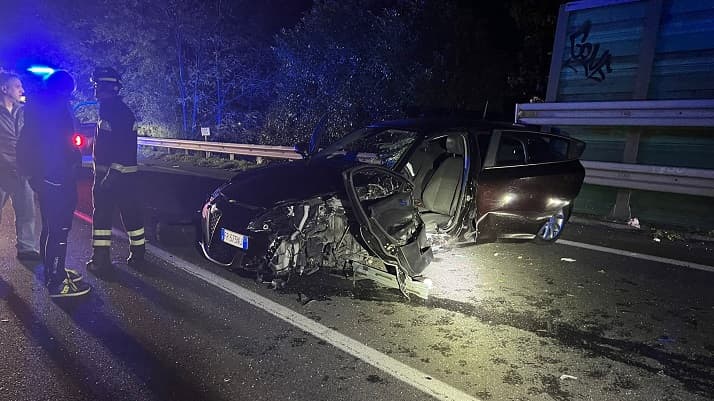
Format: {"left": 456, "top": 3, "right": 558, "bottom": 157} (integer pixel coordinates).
{"left": 495, "top": 136, "right": 526, "bottom": 166}
{"left": 494, "top": 132, "right": 582, "bottom": 167}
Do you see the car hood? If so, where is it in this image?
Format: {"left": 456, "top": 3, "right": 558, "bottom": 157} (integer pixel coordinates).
{"left": 220, "top": 157, "right": 361, "bottom": 208}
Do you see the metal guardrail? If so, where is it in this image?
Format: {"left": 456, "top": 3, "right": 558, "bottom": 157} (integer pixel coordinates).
{"left": 137, "top": 137, "right": 714, "bottom": 197}
{"left": 582, "top": 161, "right": 714, "bottom": 197}
{"left": 137, "top": 137, "right": 302, "bottom": 160}
{"left": 515, "top": 99, "right": 714, "bottom": 127}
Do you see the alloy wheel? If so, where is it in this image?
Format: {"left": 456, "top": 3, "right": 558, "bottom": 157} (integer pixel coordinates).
{"left": 537, "top": 207, "right": 566, "bottom": 241}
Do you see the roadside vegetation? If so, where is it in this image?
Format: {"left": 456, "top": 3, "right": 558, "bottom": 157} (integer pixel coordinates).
{"left": 138, "top": 147, "right": 258, "bottom": 173}
{"left": 24, "top": 0, "right": 563, "bottom": 146}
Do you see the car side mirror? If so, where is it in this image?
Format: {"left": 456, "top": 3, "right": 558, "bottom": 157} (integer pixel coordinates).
{"left": 294, "top": 142, "right": 310, "bottom": 158}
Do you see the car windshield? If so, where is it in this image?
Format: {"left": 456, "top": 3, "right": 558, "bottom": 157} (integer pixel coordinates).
{"left": 314, "top": 127, "right": 419, "bottom": 169}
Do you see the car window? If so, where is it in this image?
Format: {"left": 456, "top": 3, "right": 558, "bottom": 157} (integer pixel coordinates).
{"left": 525, "top": 135, "right": 569, "bottom": 164}
{"left": 493, "top": 131, "right": 582, "bottom": 167}
{"left": 495, "top": 135, "right": 526, "bottom": 166}
{"left": 318, "top": 128, "right": 418, "bottom": 168}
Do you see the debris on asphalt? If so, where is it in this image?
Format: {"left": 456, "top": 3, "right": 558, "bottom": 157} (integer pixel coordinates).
{"left": 653, "top": 237, "right": 661, "bottom": 243}
{"left": 493, "top": 252, "right": 499, "bottom": 256}
{"left": 627, "top": 217, "right": 641, "bottom": 229}
{"left": 598, "top": 269, "right": 606, "bottom": 273}
{"left": 297, "top": 293, "right": 317, "bottom": 306}
{"left": 652, "top": 229, "right": 685, "bottom": 241}
{"left": 0, "top": 318, "right": 9, "bottom": 323}
{"left": 559, "top": 374, "right": 578, "bottom": 380}
{"left": 657, "top": 335, "right": 676, "bottom": 344}
{"left": 517, "top": 256, "right": 523, "bottom": 259}
{"left": 560, "top": 257, "right": 576, "bottom": 262}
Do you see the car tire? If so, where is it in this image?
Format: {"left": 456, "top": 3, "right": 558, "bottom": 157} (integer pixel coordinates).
{"left": 536, "top": 204, "right": 572, "bottom": 243}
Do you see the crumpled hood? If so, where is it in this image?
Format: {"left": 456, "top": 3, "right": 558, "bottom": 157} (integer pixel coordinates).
{"left": 220, "top": 158, "right": 360, "bottom": 207}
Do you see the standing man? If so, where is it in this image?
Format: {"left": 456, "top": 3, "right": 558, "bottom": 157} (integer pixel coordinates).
{"left": 20, "top": 69, "right": 90, "bottom": 297}
{"left": 86, "top": 67, "right": 145, "bottom": 270}
{"left": 0, "top": 70, "right": 40, "bottom": 261}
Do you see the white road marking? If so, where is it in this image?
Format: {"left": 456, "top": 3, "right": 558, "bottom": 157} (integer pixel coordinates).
{"left": 73, "top": 211, "right": 479, "bottom": 401}
{"left": 557, "top": 239, "right": 714, "bottom": 273}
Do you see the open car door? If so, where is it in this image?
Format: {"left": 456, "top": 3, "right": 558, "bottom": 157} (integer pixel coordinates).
{"left": 343, "top": 165, "right": 433, "bottom": 298}
{"left": 475, "top": 130, "right": 586, "bottom": 242}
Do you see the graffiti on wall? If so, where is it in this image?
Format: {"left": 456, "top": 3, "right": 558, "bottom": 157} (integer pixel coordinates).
{"left": 564, "top": 20, "right": 613, "bottom": 82}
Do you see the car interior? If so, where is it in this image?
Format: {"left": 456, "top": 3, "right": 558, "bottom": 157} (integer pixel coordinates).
{"left": 405, "top": 133, "right": 467, "bottom": 231}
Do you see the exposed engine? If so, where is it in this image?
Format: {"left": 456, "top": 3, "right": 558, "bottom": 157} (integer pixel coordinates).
{"left": 246, "top": 196, "right": 386, "bottom": 279}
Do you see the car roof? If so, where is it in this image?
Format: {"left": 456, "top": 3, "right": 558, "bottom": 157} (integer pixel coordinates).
{"left": 366, "top": 118, "right": 561, "bottom": 137}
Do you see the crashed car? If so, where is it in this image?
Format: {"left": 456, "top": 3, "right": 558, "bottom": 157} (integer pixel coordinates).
{"left": 199, "top": 119, "right": 585, "bottom": 298}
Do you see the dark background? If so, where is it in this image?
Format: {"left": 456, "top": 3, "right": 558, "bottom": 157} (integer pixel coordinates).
{"left": 1, "top": 0, "right": 566, "bottom": 144}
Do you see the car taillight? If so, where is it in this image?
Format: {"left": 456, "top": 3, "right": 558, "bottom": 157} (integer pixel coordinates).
{"left": 73, "top": 134, "right": 85, "bottom": 148}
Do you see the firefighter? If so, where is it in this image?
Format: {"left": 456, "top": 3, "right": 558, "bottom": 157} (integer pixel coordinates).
{"left": 20, "top": 70, "right": 90, "bottom": 297}
{"left": 86, "top": 67, "right": 145, "bottom": 270}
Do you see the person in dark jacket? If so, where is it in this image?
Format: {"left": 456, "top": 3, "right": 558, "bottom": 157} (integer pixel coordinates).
{"left": 86, "top": 67, "right": 145, "bottom": 270}
{"left": 20, "top": 70, "right": 90, "bottom": 297}
{"left": 0, "top": 70, "right": 40, "bottom": 260}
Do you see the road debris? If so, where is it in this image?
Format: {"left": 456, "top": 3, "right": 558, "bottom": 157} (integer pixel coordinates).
{"left": 560, "top": 257, "right": 576, "bottom": 262}
{"left": 559, "top": 374, "right": 578, "bottom": 380}
{"left": 597, "top": 269, "right": 606, "bottom": 273}
{"left": 657, "top": 335, "right": 676, "bottom": 344}
{"left": 653, "top": 237, "right": 661, "bottom": 243}
{"left": 627, "top": 217, "right": 641, "bottom": 229}
{"left": 0, "top": 318, "right": 9, "bottom": 323}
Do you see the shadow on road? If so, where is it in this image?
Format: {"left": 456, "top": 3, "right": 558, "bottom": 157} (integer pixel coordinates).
{"left": 0, "top": 277, "right": 101, "bottom": 401}
{"left": 428, "top": 296, "right": 714, "bottom": 396}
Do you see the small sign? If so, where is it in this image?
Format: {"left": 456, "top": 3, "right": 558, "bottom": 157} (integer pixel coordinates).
{"left": 201, "top": 127, "right": 211, "bottom": 137}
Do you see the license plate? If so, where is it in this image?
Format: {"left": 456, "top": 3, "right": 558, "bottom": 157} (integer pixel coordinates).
{"left": 220, "top": 228, "right": 249, "bottom": 250}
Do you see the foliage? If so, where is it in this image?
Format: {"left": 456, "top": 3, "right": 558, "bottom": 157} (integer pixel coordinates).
{"left": 17, "top": 0, "right": 561, "bottom": 146}
{"left": 261, "top": 0, "right": 550, "bottom": 146}
{"left": 262, "top": 0, "right": 436, "bottom": 145}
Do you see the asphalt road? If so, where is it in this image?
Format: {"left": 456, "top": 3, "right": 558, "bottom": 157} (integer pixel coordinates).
{"left": 1, "top": 165, "right": 713, "bottom": 401}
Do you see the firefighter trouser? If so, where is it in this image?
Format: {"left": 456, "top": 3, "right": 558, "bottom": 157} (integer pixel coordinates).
{"left": 36, "top": 178, "right": 76, "bottom": 286}
{"left": 91, "top": 168, "right": 145, "bottom": 256}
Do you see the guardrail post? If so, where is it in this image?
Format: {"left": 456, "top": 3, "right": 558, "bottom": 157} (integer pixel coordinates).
{"left": 609, "top": 0, "right": 663, "bottom": 222}
{"left": 611, "top": 129, "right": 641, "bottom": 220}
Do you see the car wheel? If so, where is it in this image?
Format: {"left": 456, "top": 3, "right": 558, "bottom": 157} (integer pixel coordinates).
{"left": 536, "top": 205, "right": 571, "bottom": 242}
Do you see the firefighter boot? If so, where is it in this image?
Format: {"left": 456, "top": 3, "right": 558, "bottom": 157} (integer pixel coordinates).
{"left": 87, "top": 247, "right": 112, "bottom": 271}
{"left": 127, "top": 246, "right": 145, "bottom": 267}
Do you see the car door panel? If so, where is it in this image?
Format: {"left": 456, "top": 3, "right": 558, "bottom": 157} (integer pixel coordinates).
{"left": 343, "top": 165, "right": 433, "bottom": 276}
{"left": 476, "top": 130, "right": 585, "bottom": 241}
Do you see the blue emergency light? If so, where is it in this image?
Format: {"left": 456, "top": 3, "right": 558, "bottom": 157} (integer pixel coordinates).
{"left": 27, "top": 65, "right": 55, "bottom": 77}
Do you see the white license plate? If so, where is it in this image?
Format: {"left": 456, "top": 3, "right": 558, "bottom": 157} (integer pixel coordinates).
{"left": 220, "top": 228, "right": 249, "bottom": 250}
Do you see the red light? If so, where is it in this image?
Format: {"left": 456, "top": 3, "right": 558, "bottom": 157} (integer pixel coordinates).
{"left": 73, "top": 134, "right": 85, "bottom": 148}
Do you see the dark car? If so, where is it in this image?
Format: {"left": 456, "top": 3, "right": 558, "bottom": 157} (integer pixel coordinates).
{"left": 199, "top": 118, "right": 585, "bottom": 298}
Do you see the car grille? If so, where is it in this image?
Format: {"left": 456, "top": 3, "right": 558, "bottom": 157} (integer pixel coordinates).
{"left": 208, "top": 235, "right": 237, "bottom": 265}
{"left": 208, "top": 208, "right": 222, "bottom": 240}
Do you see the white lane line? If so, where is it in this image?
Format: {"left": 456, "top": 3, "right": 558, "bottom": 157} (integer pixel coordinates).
{"left": 557, "top": 239, "right": 714, "bottom": 273}
{"left": 73, "top": 211, "right": 479, "bottom": 401}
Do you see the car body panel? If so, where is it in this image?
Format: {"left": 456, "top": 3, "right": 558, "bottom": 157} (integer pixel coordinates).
{"left": 475, "top": 129, "right": 585, "bottom": 241}
{"left": 220, "top": 158, "right": 358, "bottom": 207}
